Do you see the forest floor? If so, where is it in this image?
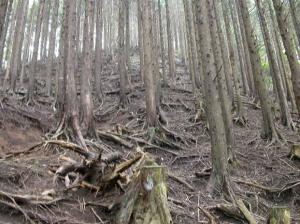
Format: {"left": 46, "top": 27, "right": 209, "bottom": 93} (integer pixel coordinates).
{"left": 0, "top": 56, "right": 299, "bottom": 223}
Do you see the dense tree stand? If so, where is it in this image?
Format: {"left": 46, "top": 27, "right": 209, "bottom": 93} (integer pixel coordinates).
{"left": 0, "top": 0, "right": 299, "bottom": 223}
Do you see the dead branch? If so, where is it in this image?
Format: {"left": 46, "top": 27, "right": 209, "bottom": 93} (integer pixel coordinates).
{"left": 168, "top": 173, "right": 194, "bottom": 191}
{"left": 198, "top": 206, "right": 218, "bottom": 224}
{"left": 45, "top": 140, "right": 98, "bottom": 160}
{"left": 97, "top": 130, "right": 134, "bottom": 148}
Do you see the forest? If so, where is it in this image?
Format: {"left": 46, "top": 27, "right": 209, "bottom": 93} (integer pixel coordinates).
{"left": 0, "top": 0, "right": 299, "bottom": 223}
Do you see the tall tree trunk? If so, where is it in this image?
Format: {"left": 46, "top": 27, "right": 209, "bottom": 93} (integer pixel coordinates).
{"left": 57, "top": 0, "right": 86, "bottom": 148}
{"left": 125, "top": 0, "right": 131, "bottom": 81}
{"left": 165, "top": 0, "right": 176, "bottom": 78}
{"left": 267, "top": 0, "right": 297, "bottom": 113}
{"left": 20, "top": 4, "right": 35, "bottom": 86}
{"left": 0, "top": 0, "right": 8, "bottom": 40}
{"left": 229, "top": 2, "right": 249, "bottom": 96}
{"left": 273, "top": 0, "right": 300, "bottom": 117}
{"left": 236, "top": 1, "right": 255, "bottom": 98}
{"left": 221, "top": 0, "right": 245, "bottom": 121}
{"left": 9, "top": 0, "right": 29, "bottom": 91}
{"left": 118, "top": 0, "right": 127, "bottom": 107}
{"left": 256, "top": 0, "right": 294, "bottom": 129}
{"left": 81, "top": 0, "right": 95, "bottom": 136}
{"left": 27, "top": 0, "right": 45, "bottom": 103}
{"left": 195, "top": 0, "right": 231, "bottom": 195}
{"left": 183, "top": 0, "right": 196, "bottom": 92}
{"left": 0, "top": 0, "right": 11, "bottom": 70}
{"left": 158, "top": 0, "right": 166, "bottom": 84}
{"left": 137, "top": 0, "right": 144, "bottom": 82}
{"left": 239, "top": 0, "right": 278, "bottom": 140}
{"left": 288, "top": 0, "right": 300, "bottom": 48}
{"left": 45, "top": 0, "right": 59, "bottom": 96}
{"left": 40, "top": 1, "right": 50, "bottom": 60}
{"left": 95, "top": 0, "right": 103, "bottom": 102}
{"left": 208, "top": 0, "right": 235, "bottom": 163}
{"left": 141, "top": 0, "right": 157, "bottom": 127}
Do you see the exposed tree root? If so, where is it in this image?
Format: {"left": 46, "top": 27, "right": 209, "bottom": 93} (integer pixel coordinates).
{"left": 0, "top": 142, "right": 43, "bottom": 159}
{"left": 236, "top": 199, "right": 257, "bottom": 224}
{"left": 233, "top": 115, "right": 248, "bottom": 127}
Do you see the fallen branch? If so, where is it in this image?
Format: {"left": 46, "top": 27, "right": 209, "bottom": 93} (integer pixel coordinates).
{"left": 97, "top": 130, "right": 134, "bottom": 149}
{"left": 45, "top": 140, "right": 98, "bottom": 160}
{"left": 168, "top": 173, "right": 194, "bottom": 191}
{"left": 198, "top": 206, "right": 217, "bottom": 224}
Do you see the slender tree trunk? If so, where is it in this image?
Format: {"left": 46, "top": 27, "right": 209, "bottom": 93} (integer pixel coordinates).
{"left": 236, "top": 2, "right": 255, "bottom": 98}
{"left": 267, "top": 0, "right": 297, "bottom": 113}
{"left": 95, "top": 0, "right": 103, "bottom": 102}
{"left": 208, "top": 0, "right": 235, "bottom": 163}
{"left": 158, "top": 0, "right": 166, "bottom": 84}
{"left": 141, "top": 0, "right": 157, "bottom": 127}
{"left": 81, "top": 0, "right": 95, "bottom": 135}
{"left": 273, "top": 0, "right": 300, "bottom": 117}
{"left": 45, "top": 0, "right": 59, "bottom": 96}
{"left": 57, "top": 0, "right": 86, "bottom": 148}
{"left": 183, "top": 0, "right": 196, "bottom": 92}
{"left": 56, "top": 2, "right": 66, "bottom": 116}
{"left": 195, "top": 0, "right": 230, "bottom": 195}
{"left": 221, "top": 0, "right": 245, "bottom": 120}
{"left": 0, "top": 0, "right": 11, "bottom": 70}
{"left": 213, "top": 0, "right": 234, "bottom": 105}
{"left": 118, "top": 0, "right": 127, "bottom": 107}
{"left": 165, "top": 0, "right": 176, "bottom": 78}
{"left": 40, "top": 1, "right": 50, "bottom": 60}
{"left": 239, "top": 0, "right": 278, "bottom": 140}
{"left": 75, "top": 0, "right": 82, "bottom": 70}
{"left": 288, "top": 0, "right": 300, "bottom": 47}
{"left": 27, "top": 0, "right": 45, "bottom": 103}
{"left": 137, "top": 0, "right": 144, "bottom": 82}
{"left": 229, "top": 2, "right": 249, "bottom": 96}
{"left": 9, "top": 0, "right": 29, "bottom": 91}
{"left": 125, "top": 0, "right": 131, "bottom": 81}
{"left": 256, "top": 0, "right": 294, "bottom": 129}
{"left": 0, "top": 0, "right": 8, "bottom": 40}
{"left": 20, "top": 4, "right": 35, "bottom": 86}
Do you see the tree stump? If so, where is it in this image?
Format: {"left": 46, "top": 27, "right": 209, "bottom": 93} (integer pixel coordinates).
{"left": 116, "top": 160, "right": 172, "bottom": 224}
{"left": 268, "top": 207, "right": 290, "bottom": 224}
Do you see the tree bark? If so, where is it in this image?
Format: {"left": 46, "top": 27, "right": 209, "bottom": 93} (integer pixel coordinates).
{"left": 81, "top": 0, "right": 95, "bottom": 136}
{"left": 256, "top": 0, "right": 294, "bottom": 129}
{"left": 165, "top": 0, "right": 176, "bottom": 78}
{"left": 239, "top": 0, "right": 278, "bottom": 140}
{"left": 141, "top": 0, "right": 157, "bottom": 127}
{"left": 27, "top": 0, "right": 45, "bottom": 103}
{"left": 45, "top": 0, "right": 59, "bottom": 96}
{"left": 195, "top": 0, "right": 230, "bottom": 195}
{"left": 40, "top": 0, "right": 50, "bottom": 60}
{"left": 95, "top": 0, "right": 103, "bottom": 102}
{"left": 273, "top": 0, "right": 300, "bottom": 117}
{"left": 57, "top": 0, "right": 86, "bottom": 148}
{"left": 9, "top": 0, "right": 29, "bottom": 91}
{"left": 118, "top": 0, "right": 127, "bottom": 107}
{"left": 0, "top": 0, "right": 8, "bottom": 41}
{"left": 158, "top": 0, "right": 166, "bottom": 84}
{"left": 288, "top": 0, "right": 300, "bottom": 48}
